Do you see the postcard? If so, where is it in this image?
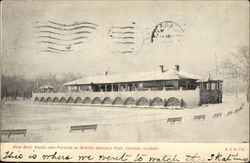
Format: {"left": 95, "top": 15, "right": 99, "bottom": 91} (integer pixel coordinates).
{"left": 0, "top": 0, "right": 249, "bottom": 162}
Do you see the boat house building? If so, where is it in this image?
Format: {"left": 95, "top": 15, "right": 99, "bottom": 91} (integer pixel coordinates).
{"left": 33, "top": 65, "right": 223, "bottom": 108}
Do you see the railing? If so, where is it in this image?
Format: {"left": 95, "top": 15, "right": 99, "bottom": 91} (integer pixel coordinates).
{"left": 33, "top": 87, "right": 199, "bottom": 94}
{"left": 32, "top": 88, "right": 201, "bottom": 107}
{"left": 34, "top": 88, "right": 191, "bottom": 94}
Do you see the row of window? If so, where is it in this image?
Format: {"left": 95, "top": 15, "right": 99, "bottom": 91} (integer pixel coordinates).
{"left": 67, "top": 80, "right": 198, "bottom": 92}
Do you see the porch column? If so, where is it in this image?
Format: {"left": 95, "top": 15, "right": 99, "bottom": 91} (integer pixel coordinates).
{"left": 132, "top": 83, "right": 135, "bottom": 91}
{"left": 118, "top": 84, "right": 121, "bottom": 91}
{"left": 186, "top": 81, "right": 189, "bottom": 89}
{"left": 105, "top": 85, "right": 107, "bottom": 92}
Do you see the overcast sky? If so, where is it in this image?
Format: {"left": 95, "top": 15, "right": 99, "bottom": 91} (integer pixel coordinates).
{"left": 1, "top": 0, "right": 249, "bottom": 79}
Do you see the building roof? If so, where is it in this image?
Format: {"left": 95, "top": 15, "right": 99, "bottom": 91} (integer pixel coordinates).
{"left": 64, "top": 68, "right": 201, "bottom": 86}
{"left": 39, "top": 85, "right": 54, "bottom": 89}
{"left": 197, "top": 75, "right": 223, "bottom": 82}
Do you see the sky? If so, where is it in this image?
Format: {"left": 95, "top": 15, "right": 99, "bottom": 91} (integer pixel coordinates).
{"left": 1, "top": 0, "right": 249, "bottom": 79}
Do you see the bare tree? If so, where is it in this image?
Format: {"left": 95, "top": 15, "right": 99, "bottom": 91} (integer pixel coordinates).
{"left": 220, "top": 46, "right": 249, "bottom": 101}
{"left": 1, "top": 72, "right": 82, "bottom": 100}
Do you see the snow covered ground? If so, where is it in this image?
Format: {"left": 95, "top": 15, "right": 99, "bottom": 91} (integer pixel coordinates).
{"left": 1, "top": 93, "right": 249, "bottom": 143}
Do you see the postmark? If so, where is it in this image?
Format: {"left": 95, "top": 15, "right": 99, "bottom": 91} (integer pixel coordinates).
{"left": 107, "top": 22, "right": 144, "bottom": 56}
{"left": 151, "top": 21, "right": 184, "bottom": 44}
{"left": 33, "top": 21, "right": 98, "bottom": 54}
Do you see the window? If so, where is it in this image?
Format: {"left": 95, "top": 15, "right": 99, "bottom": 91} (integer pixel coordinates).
{"left": 211, "top": 83, "right": 217, "bottom": 90}
{"left": 165, "top": 81, "right": 173, "bottom": 88}
{"left": 179, "top": 81, "right": 186, "bottom": 88}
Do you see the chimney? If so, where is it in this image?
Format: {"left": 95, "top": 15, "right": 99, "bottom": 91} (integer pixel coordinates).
{"left": 105, "top": 71, "right": 108, "bottom": 76}
{"left": 159, "top": 65, "right": 165, "bottom": 73}
{"left": 175, "top": 65, "right": 180, "bottom": 71}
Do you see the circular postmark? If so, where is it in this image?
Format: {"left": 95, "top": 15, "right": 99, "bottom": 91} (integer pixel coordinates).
{"left": 151, "top": 21, "right": 184, "bottom": 44}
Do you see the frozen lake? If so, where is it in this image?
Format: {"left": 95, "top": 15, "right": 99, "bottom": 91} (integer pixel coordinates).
{"left": 1, "top": 93, "right": 249, "bottom": 143}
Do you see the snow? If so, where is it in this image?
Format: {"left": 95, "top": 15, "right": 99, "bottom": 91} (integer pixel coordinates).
{"left": 1, "top": 93, "right": 248, "bottom": 143}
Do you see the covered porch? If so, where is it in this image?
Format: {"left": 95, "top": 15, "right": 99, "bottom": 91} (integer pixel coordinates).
{"left": 66, "top": 79, "right": 198, "bottom": 93}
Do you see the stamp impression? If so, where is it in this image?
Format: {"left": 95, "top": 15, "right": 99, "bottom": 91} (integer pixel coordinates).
{"left": 151, "top": 21, "right": 184, "bottom": 44}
